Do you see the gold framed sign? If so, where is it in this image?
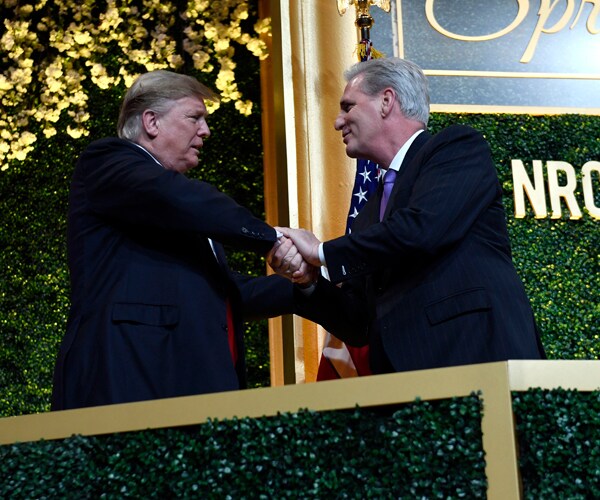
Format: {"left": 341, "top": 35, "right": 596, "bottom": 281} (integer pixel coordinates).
{"left": 372, "top": 0, "right": 600, "bottom": 114}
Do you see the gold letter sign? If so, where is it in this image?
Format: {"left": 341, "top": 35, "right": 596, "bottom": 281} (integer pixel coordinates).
{"left": 384, "top": 0, "right": 600, "bottom": 114}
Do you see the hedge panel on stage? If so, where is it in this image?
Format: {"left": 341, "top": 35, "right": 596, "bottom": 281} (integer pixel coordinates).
{"left": 2, "top": 390, "right": 599, "bottom": 498}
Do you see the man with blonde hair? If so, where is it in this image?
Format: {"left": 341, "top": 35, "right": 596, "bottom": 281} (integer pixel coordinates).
{"left": 52, "top": 70, "right": 299, "bottom": 409}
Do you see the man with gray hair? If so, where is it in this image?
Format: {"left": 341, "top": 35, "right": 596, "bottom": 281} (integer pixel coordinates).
{"left": 271, "top": 57, "right": 546, "bottom": 374}
{"left": 52, "top": 70, "right": 300, "bottom": 409}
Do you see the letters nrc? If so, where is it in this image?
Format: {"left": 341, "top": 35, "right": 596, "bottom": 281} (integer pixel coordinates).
{"left": 511, "top": 159, "right": 600, "bottom": 219}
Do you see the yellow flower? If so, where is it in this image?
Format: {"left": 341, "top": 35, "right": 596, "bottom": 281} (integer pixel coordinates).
{"left": 122, "top": 74, "right": 138, "bottom": 89}
{"left": 235, "top": 99, "right": 253, "bottom": 116}
{"left": 1, "top": 0, "right": 270, "bottom": 168}
{"left": 0, "top": 76, "right": 13, "bottom": 92}
{"left": 1, "top": 32, "right": 15, "bottom": 52}
{"left": 13, "top": 147, "right": 34, "bottom": 161}
{"left": 74, "top": 31, "right": 92, "bottom": 45}
{"left": 254, "top": 17, "right": 271, "bottom": 34}
{"left": 204, "top": 25, "right": 217, "bottom": 39}
{"left": 217, "top": 36, "right": 233, "bottom": 51}
{"left": 18, "top": 4, "right": 34, "bottom": 15}
{"left": 66, "top": 126, "right": 88, "bottom": 139}
{"left": 205, "top": 100, "right": 221, "bottom": 114}
{"left": 44, "top": 64, "right": 63, "bottom": 79}
{"left": 20, "top": 131, "right": 37, "bottom": 146}
{"left": 43, "top": 127, "right": 58, "bottom": 138}
{"left": 246, "top": 38, "right": 268, "bottom": 60}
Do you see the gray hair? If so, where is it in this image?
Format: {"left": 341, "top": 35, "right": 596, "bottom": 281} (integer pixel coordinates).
{"left": 345, "top": 58, "right": 430, "bottom": 125}
{"left": 117, "top": 70, "right": 219, "bottom": 141}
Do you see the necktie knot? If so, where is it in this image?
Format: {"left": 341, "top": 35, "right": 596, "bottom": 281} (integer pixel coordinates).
{"left": 379, "top": 169, "right": 397, "bottom": 220}
{"left": 383, "top": 169, "right": 397, "bottom": 186}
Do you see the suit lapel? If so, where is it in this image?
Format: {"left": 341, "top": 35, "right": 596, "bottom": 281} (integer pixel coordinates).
{"left": 394, "top": 130, "right": 431, "bottom": 187}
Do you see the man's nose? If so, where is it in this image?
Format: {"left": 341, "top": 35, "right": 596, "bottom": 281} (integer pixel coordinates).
{"left": 334, "top": 114, "right": 344, "bottom": 131}
{"left": 198, "top": 122, "right": 210, "bottom": 138}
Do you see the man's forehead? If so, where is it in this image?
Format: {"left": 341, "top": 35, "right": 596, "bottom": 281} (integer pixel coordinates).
{"left": 340, "top": 77, "right": 365, "bottom": 102}
{"left": 175, "top": 95, "right": 206, "bottom": 111}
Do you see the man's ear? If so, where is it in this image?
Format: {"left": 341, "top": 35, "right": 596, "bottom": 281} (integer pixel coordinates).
{"left": 141, "top": 109, "right": 159, "bottom": 138}
{"left": 381, "top": 88, "right": 396, "bottom": 118}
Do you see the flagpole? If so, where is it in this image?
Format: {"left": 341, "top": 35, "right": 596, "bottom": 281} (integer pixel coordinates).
{"left": 356, "top": 3, "right": 374, "bottom": 41}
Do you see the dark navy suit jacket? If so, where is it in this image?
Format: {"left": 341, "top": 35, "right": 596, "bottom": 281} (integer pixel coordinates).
{"left": 52, "top": 138, "right": 294, "bottom": 410}
{"left": 298, "top": 125, "right": 545, "bottom": 373}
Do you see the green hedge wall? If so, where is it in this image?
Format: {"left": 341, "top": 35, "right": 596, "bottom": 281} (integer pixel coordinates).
{"left": 2, "top": 108, "right": 599, "bottom": 416}
{"left": 1, "top": 38, "right": 599, "bottom": 416}
{"left": 3, "top": 390, "right": 598, "bottom": 498}
{"left": 0, "top": 395, "right": 487, "bottom": 498}
{"left": 513, "top": 388, "right": 600, "bottom": 498}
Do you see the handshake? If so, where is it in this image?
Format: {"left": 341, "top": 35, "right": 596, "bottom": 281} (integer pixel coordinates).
{"left": 267, "top": 227, "right": 323, "bottom": 287}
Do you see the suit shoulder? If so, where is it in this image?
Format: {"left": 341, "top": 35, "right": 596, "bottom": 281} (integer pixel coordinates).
{"left": 428, "top": 125, "right": 489, "bottom": 154}
{"left": 78, "top": 138, "right": 155, "bottom": 170}
{"left": 82, "top": 137, "right": 141, "bottom": 156}
{"left": 434, "top": 124, "right": 482, "bottom": 140}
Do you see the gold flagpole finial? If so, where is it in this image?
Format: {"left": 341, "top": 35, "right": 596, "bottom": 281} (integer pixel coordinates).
{"left": 336, "top": 0, "right": 391, "bottom": 40}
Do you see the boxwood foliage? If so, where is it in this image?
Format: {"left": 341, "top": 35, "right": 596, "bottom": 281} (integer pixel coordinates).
{"left": 1, "top": 109, "right": 599, "bottom": 416}
{"left": 513, "top": 388, "right": 600, "bottom": 498}
{"left": 0, "top": 395, "right": 486, "bottom": 498}
{"left": 1, "top": 65, "right": 599, "bottom": 415}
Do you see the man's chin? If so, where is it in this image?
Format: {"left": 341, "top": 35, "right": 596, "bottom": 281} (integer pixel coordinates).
{"left": 345, "top": 147, "right": 358, "bottom": 159}
{"left": 185, "top": 157, "right": 200, "bottom": 170}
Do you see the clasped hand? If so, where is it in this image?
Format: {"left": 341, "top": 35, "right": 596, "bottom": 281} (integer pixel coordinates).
{"left": 267, "top": 227, "right": 321, "bottom": 286}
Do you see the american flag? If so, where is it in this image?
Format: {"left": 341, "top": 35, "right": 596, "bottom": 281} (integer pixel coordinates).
{"left": 316, "top": 38, "right": 383, "bottom": 381}
{"left": 345, "top": 158, "right": 381, "bottom": 233}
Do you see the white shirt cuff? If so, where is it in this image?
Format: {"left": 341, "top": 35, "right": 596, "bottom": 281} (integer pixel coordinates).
{"left": 296, "top": 282, "right": 317, "bottom": 296}
{"left": 318, "top": 243, "right": 327, "bottom": 267}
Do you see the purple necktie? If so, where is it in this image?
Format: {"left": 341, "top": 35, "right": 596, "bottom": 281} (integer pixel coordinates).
{"left": 379, "top": 169, "right": 397, "bottom": 220}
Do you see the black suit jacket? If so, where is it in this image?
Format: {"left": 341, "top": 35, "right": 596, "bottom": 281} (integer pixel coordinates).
{"left": 52, "top": 138, "right": 294, "bottom": 410}
{"left": 298, "top": 125, "right": 545, "bottom": 373}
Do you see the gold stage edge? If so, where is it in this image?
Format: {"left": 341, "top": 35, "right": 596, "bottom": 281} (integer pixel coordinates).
{"left": 1, "top": 360, "right": 599, "bottom": 499}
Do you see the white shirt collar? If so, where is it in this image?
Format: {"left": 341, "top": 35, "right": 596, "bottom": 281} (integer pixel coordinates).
{"left": 132, "top": 142, "right": 163, "bottom": 167}
{"left": 387, "top": 129, "right": 424, "bottom": 173}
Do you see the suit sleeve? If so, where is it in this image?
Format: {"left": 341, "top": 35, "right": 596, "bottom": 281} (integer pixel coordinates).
{"left": 234, "top": 271, "right": 370, "bottom": 346}
{"left": 293, "top": 277, "right": 370, "bottom": 347}
{"left": 323, "top": 126, "right": 499, "bottom": 283}
{"left": 79, "top": 139, "right": 276, "bottom": 253}
{"left": 233, "top": 272, "right": 296, "bottom": 320}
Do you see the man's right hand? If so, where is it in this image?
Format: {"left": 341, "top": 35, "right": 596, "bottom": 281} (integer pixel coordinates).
{"left": 267, "top": 234, "right": 319, "bottom": 286}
